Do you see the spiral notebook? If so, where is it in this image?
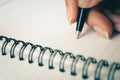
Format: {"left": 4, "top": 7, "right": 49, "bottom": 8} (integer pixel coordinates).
{"left": 0, "top": 0, "right": 120, "bottom": 80}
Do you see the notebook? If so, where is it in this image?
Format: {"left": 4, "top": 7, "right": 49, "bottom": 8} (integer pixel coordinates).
{"left": 0, "top": 0, "right": 120, "bottom": 80}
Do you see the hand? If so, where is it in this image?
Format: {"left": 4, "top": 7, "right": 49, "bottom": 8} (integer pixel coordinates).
{"left": 65, "top": 0, "right": 120, "bottom": 39}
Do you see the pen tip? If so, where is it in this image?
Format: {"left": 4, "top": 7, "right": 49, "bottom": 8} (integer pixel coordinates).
{"left": 76, "top": 31, "right": 81, "bottom": 39}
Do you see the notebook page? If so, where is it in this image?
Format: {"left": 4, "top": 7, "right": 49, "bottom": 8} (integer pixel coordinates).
{"left": 0, "top": 0, "right": 120, "bottom": 80}
{"left": 0, "top": 0, "right": 120, "bottom": 63}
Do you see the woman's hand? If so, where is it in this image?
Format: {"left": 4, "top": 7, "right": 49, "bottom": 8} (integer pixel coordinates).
{"left": 65, "top": 0, "right": 120, "bottom": 39}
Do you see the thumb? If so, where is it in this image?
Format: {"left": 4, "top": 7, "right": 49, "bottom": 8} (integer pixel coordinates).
{"left": 77, "top": 0, "right": 103, "bottom": 8}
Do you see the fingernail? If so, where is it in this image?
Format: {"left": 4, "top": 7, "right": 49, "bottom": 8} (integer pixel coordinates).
{"left": 85, "top": 0, "right": 92, "bottom": 3}
{"left": 66, "top": 8, "right": 72, "bottom": 25}
{"left": 93, "top": 25, "right": 110, "bottom": 39}
{"left": 77, "top": 0, "right": 102, "bottom": 8}
{"left": 77, "top": 0, "right": 92, "bottom": 8}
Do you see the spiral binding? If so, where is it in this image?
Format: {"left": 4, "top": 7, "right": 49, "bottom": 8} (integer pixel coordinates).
{"left": 0, "top": 35, "right": 120, "bottom": 80}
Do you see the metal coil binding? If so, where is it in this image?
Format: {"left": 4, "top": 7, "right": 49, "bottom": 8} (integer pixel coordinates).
{"left": 0, "top": 35, "right": 120, "bottom": 80}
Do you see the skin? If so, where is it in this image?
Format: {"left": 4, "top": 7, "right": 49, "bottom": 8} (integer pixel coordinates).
{"left": 65, "top": 0, "right": 120, "bottom": 39}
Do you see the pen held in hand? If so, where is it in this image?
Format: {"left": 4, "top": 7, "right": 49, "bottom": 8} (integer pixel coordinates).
{"left": 76, "top": 8, "right": 89, "bottom": 39}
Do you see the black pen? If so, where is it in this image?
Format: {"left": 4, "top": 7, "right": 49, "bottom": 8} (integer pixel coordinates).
{"left": 76, "top": 8, "right": 89, "bottom": 39}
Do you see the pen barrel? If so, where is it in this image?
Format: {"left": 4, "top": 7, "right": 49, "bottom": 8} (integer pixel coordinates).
{"left": 76, "top": 8, "right": 89, "bottom": 32}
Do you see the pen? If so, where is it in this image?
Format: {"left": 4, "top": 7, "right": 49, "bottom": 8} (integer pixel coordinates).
{"left": 76, "top": 8, "right": 89, "bottom": 39}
